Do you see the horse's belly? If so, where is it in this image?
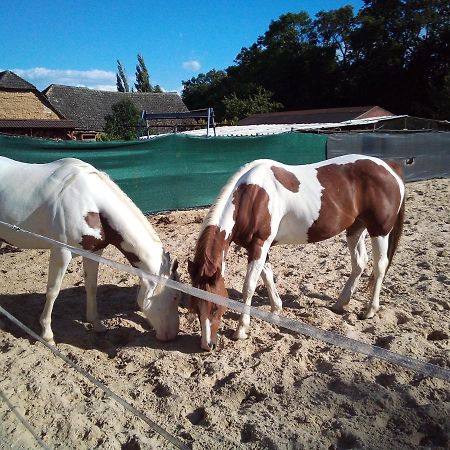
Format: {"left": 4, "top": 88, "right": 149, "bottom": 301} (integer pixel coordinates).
{"left": 0, "top": 226, "right": 53, "bottom": 249}
{"left": 275, "top": 212, "right": 312, "bottom": 245}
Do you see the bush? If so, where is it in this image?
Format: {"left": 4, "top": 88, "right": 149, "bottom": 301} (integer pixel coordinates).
{"left": 103, "top": 98, "right": 140, "bottom": 140}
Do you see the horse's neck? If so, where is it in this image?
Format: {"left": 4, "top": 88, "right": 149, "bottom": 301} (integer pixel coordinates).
{"left": 93, "top": 174, "right": 164, "bottom": 275}
{"left": 194, "top": 224, "right": 228, "bottom": 278}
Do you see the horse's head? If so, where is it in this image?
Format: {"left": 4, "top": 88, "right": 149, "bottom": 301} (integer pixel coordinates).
{"left": 138, "top": 251, "right": 181, "bottom": 341}
{"left": 187, "top": 259, "right": 227, "bottom": 351}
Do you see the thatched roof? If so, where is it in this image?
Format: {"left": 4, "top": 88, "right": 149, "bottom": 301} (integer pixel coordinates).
{"left": 43, "top": 85, "right": 190, "bottom": 132}
{"left": 237, "top": 106, "right": 394, "bottom": 126}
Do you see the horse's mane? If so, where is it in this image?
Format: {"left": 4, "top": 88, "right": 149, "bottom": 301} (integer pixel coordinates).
{"left": 201, "top": 159, "right": 268, "bottom": 232}
{"left": 95, "top": 171, "right": 162, "bottom": 245}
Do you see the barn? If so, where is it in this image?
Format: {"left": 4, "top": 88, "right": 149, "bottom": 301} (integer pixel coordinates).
{"left": 43, "top": 85, "right": 191, "bottom": 140}
{"left": 0, "top": 70, "right": 76, "bottom": 139}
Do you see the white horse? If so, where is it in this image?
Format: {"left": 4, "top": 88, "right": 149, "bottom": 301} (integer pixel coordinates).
{"left": 0, "top": 156, "right": 180, "bottom": 345}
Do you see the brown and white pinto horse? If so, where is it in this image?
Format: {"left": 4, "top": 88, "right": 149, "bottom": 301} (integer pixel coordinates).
{"left": 0, "top": 156, "right": 180, "bottom": 345}
{"left": 188, "top": 154, "right": 405, "bottom": 351}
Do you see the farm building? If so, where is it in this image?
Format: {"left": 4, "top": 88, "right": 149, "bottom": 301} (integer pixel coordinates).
{"left": 237, "top": 105, "right": 395, "bottom": 126}
{"left": 235, "top": 105, "right": 450, "bottom": 134}
{"left": 0, "top": 70, "right": 76, "bottom": 139}
{"left": 43, "top": 85, "right": 191, "bottom": 140}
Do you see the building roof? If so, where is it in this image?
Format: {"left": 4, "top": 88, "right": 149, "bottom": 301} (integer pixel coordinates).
{"left": 43, "top": 85, "right": 190, "bottom": 132}
{"left": 0, "top": 70, "right": 37, "bottom": 91}
{"left": 237, "top": 106, "right": 394, "bottom": 126}
{"left": 0, "top": 119, "right": 77, "bottom": 129}
{"left": 0, "top": 71, "right": 72, "bottom": 134}
{"left": 184, "top": 115, "right": 450, "bottom": 137}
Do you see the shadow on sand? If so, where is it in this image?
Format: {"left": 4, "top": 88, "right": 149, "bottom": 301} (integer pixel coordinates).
{"left": 0, "top": 284, "right": 203, "bottom": 356}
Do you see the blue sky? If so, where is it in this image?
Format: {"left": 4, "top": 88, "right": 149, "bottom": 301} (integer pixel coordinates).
{"left": 1, "top": 0, "right": 363, "bottom": 93}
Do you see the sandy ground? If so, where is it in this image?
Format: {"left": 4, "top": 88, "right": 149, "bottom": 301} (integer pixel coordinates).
{"left": 0, "top": 178, "right": 449, "bottom": 450}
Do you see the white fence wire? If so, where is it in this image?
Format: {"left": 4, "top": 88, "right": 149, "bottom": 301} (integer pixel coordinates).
{"left": 1, "top": 220, "right": 449, "bottom": 382}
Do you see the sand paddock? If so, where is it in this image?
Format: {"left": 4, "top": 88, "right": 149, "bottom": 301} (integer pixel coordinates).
{"left": 0, "top": 178, "right": 449, "bottom": 449}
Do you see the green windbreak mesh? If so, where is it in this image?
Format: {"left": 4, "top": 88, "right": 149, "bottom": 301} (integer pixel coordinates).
{"left": 0, "top": 133, "right": 327, "bottom": 213}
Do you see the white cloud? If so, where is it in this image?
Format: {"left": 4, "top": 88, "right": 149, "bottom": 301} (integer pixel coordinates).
{"left": 10, "top": 67, "right": 116, "bottom": 91}
{"left": 182, "top": 60, "right": 201, "bottom": 72}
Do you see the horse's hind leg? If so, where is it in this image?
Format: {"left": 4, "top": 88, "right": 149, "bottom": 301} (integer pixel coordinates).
{"left": 260, "top": 261, "right": 282, "bottom": 313}
{"left": 40, "top": 247, "right": 72, "bottom": 345}
{"left": 363, "top": 235, "right": 389, "bottom": 319}
{"left": 83, "top": 251, "right": 107, "bottom": 332}
{"left": 332, "top": 226, "right": 368, "bottom": 314}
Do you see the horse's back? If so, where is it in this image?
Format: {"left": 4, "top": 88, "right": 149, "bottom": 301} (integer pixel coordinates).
{"left": 224, "top": 155, "right": 405, "bottom": 246}
{"left": 0, "top": 157, "right": 102, "bottom": 248}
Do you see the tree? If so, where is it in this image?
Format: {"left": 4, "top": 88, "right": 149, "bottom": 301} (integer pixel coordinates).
{"left": 346, "top": 0, "right": 450, "bottom": 116}
{"left": 315, "top": 6, "right": 355, "bottom": 65}
{"left": 135, "top": 53, "right": 152, "bottom": 92}
{"left": 228, "top": 12, "right": 339, "bottom": 110}
{"left": 182, "top": 69, "right": 229, "bottom": 120}
{"left": 103, "top": 98, "right": 140, "bottom": 140}
{"left": 116, "top": 60, "right": 130, "bottom": 92}
{"left": 180, "top": 2, "right": 449, "bottom": 119}
{"left": 223, "top": 87, "right": 283, "bottom": 123}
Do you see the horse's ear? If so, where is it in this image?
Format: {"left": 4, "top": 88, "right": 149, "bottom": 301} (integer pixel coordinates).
{"left": 180, "top": 292, "right": 193, "bottom": 309}
{"left": 187, "top": 259, "right": 197, "bottom": 277}
{"left": 171, "top": 258, "right": 179, "bottom": 274}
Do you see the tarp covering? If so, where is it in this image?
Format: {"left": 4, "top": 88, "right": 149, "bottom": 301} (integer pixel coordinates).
{"left": 327, "top": 132, "right": 450, "bottom": 181}
{"left": 0, "top": 133, "right": 327, "bottom": 213}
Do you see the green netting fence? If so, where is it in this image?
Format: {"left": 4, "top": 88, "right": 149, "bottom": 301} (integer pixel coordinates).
{"left": 0, "top": 133, "right": 327, "bottom": 213}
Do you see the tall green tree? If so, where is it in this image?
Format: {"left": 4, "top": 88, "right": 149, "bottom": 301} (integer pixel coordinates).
{"left": 135, "top": 53, "right": 152, "bottom": 92}
{"left": 229, "top": 12, "right": 339, "bottom": 110}
{"left": 103, "top": 98, "right": 140, "bottom": 140}
{"left": 347, "top": 0, "right": 449, "bottom": 116}
{"left": 116, "top": 60, "right": 130, "bottom": 92}
{"left": 134, "top": 53, "right": 163, "bottom": 92}
{"left": 182, "top": 69, "right": 229, "bottom": 120}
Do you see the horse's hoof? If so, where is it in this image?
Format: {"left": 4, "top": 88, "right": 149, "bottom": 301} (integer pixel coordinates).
{"left": 233, "top": 328, "right": 248, "bottom": 340}
{"left": 360, "top": 309, "right": 377, "bottom": 320}
{"left": 330, "top": 302, "right": 348, "bottom": 314}
{"left": 271, "top": 306, "right": 282, "bottom": 314}
{"left": 200, "top": 341, "right": 213, "bottom": 351}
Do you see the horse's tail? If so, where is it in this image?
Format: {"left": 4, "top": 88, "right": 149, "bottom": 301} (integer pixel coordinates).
{"left": 386, "top": 195, "right": 405, "bottom": 272}
{"left": 367, "top": 162, "right": 405, "bottom": 290}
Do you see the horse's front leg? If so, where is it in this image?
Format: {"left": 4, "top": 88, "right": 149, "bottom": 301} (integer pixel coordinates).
{"left": 233, "top": 247, "right": 270, "bottom": 340}
{"left": 40, "top": 247, "right": 72, "bottom": 345}
{"left": 83, "top": 251, "right": 107, "bottom": 332}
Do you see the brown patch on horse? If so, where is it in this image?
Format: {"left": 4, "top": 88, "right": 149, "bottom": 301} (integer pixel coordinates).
{"left": 188, "top": 225, "right": 229, "bottom": 314}
{"left": 81, "top": 212, "right": 106, "bottom": 251}
{"left": 308, "top": 160, "right": 402, "bottom": 243}
{"left": 271, "top": 166, "right": 300, "bottom": 193}
{"left": 81, "top": 212, "right": 140, "bottom": 266}
{"left": 231, "top": 183, "right": 271, "bottom": 261}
